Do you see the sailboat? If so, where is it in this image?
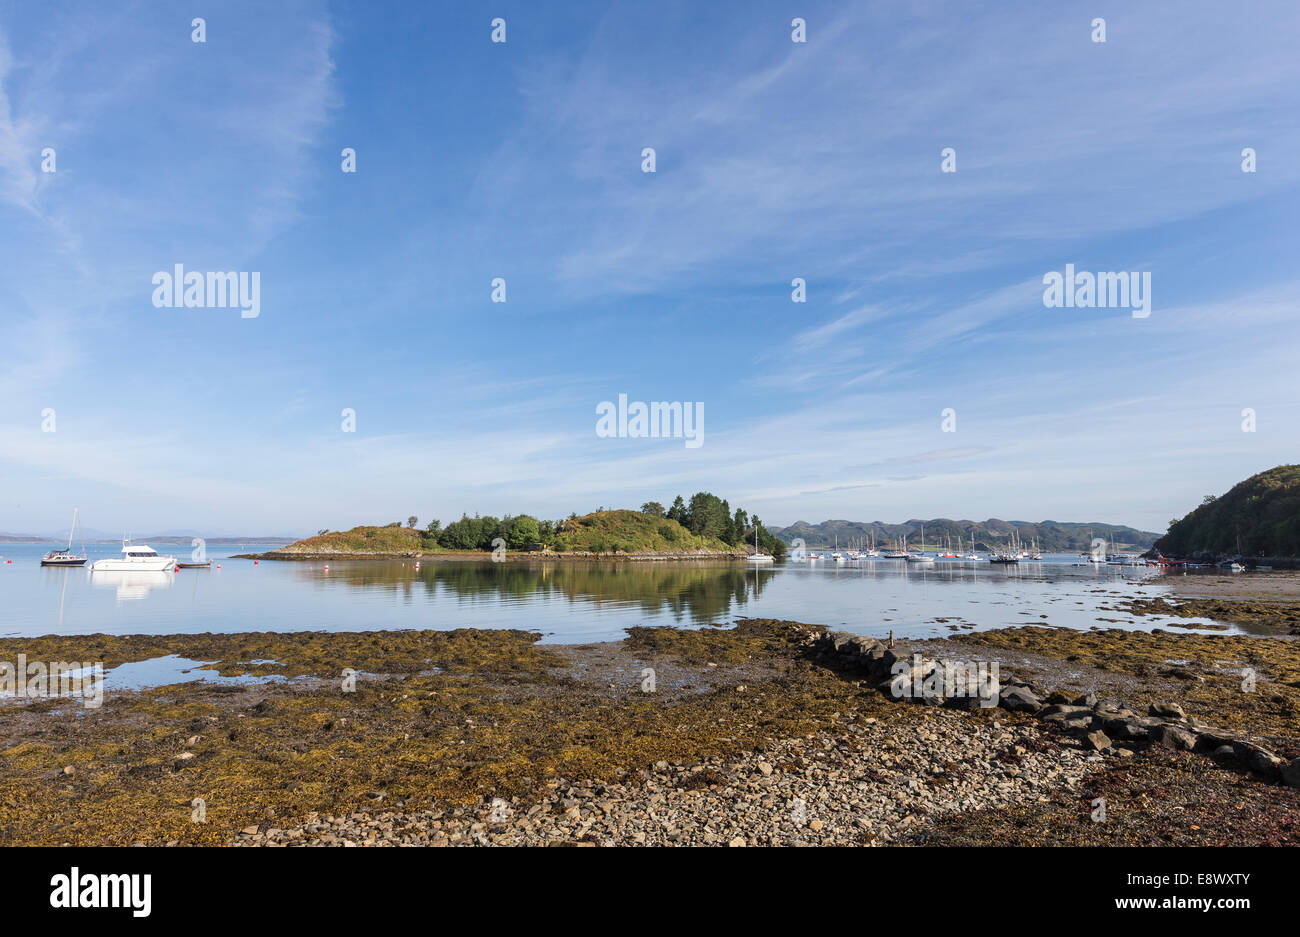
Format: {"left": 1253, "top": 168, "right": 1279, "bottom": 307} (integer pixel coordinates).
{"left": 745, "top": 523, "right": 775, "bottom": 564}
{"left": 41, "top": 509, "right": 88, "bottom": 567}
{"left": 906, "top": 525, "right": 935, "bottom": 563}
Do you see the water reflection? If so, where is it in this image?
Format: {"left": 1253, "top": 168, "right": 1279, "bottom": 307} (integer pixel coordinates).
{"left": 89, "top": 570, "right": 175, "bottom": 603}
{"left": 293, "top": 560, "right": 775, "bottom": 625}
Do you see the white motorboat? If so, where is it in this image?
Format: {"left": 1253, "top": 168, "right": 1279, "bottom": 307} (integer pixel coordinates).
{"left": 91, "top": 540, "right": 177, "bottom": 572}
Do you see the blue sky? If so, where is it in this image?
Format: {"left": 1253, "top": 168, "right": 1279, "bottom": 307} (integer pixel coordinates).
{"left": 1, "top": 0, "right": 1297, "bottom": 537}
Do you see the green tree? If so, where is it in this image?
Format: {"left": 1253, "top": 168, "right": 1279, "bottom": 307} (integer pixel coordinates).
{"left": 666, "top": 496, "right": 687, "bottom": 524}
{"left": 686, "top": 492, "right": 730, "bottom": 541}
{"left": 407, "top": 516, "right": 418, "bottom": 529}
{"left": 640, "top": 501, "right": 666, "bottom": 516}
{"left": 504, "top": 515, "right": 541, "bottom": 549}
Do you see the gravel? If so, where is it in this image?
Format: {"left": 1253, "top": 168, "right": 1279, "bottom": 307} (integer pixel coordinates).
{"left": 233, "top": 708, "right": 1105, "bottom": 846}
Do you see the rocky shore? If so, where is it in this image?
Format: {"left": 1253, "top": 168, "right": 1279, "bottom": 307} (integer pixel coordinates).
{"left": 810, "top": 630, "right": 1300, "bottom": 786}
{"left": 236, "top": 711, "right": 1097, "bottom": 846}
{"left": 3, "top": 583, "right": 1298, "bottom": 846}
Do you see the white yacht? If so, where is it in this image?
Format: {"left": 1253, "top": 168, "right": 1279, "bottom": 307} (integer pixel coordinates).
{"left": 744, "top": 525, "right": 775, "bottom": 564}
{"left": 91, "top": 540, "right": 177, "bottom": 573}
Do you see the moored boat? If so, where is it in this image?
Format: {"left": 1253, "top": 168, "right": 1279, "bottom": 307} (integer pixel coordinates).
{"left": 41, "top": 508, "right": 88, "bottom": 567}
{"left": 91, "top": 540, "right": 177, "bottom": 573}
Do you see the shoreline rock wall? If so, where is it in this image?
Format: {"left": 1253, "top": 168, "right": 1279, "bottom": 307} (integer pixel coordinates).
{"left": 812, "top": 630, "right": 1300, "bottom": 788}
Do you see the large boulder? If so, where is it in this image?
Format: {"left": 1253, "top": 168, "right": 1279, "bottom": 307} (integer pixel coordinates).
{"left": 1150, "top": 724, "right": 1197, "bottom": 750}
{"left": 1232, "top": 741, "right": 1284, "bottom": 779}
{"left": 998, "top": 685, "right": 1043, "bottom": 713}
{"left": 1040, "top": 704, "right": 1094, "bottom": 719}
{"left": 1283, "top": 758, "right": 1300, "bottom": 789}
{"left": 1103, "top": 715, "right": 1163, "bottom": 741}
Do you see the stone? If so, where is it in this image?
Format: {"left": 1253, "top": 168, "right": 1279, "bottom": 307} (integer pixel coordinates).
{"left": 1103, "top": 716, "right": 1161, "bottom": 741}
{"left": 728, "top": 837, "right": 746, "bottom": 847}
{"left": 827, "top": 632, "right": 859, "bottom": 653}
{"left": 1083, "top": 730, "right": 1111, "bottom": 751}
{"left": 1041, "top": 704, "right": 1093, "bottom": 719}
{"left": 809, "top": 819, "right": 825, "bottom": 832}
{"left": 1074, "top": 691, "right": 1099, "bottom": 708}
{"left": 1148, "top": 702, "right": 1186, "bottom": 720}
{"left": 998, "top": 685, "right": 1043, "bottom": 713}
{"left": 1239, "top": 744, "right": 1283, "bottom": 778}
{"left": 1150, "top": 724, "right": 1196, "bottom": 751}
{"left": 1283, "top": 758, "right": 1300, "bottom": 789}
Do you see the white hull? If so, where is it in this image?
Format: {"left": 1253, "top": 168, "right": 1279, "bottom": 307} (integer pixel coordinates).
{"left": 92, "top": 557, "right": 176, "bottom": 572}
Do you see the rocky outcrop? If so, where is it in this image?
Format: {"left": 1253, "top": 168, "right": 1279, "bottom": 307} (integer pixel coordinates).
{"left": 811, "top": 630, "right": 1298, "bottom": 787}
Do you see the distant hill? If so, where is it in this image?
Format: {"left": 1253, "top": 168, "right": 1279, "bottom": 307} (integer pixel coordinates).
{"left": 1156, "top": 465, "right": 1300, "bottom": 558}
{"left": 768, "top": 518, "right": 1160, "bottom": 552}
{"left": 272, "top": 525, "right": 429, "bottom": 555}
{"left": 269, "top": 511, "right": 744, "bottom": 557}
{"left": 0, "top": 531, "right": 293, "bottom": 543}
{"left": 552, "top": 510, "right": 738, "bottom": 554}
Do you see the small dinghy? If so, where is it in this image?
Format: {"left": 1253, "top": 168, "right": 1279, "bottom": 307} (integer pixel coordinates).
{"left": 176, "top": 561, "right": 211, "bottom": 569}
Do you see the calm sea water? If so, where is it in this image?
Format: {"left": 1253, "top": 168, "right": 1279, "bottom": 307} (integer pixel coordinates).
{"left": 0, "top": 542, "right": 1231, "bottom": 642}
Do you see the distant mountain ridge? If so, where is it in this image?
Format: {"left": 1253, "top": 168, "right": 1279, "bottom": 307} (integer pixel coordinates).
{"left": 767, "top": 518, "right": 1160, "bottom": 552}
{"left": 0, "top": 530, "right": 296, "bottom": 544}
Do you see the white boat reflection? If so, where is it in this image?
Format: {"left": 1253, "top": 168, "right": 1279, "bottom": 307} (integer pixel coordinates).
{"left": 89, "top": 569, "right": 175, "bottom": 602}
